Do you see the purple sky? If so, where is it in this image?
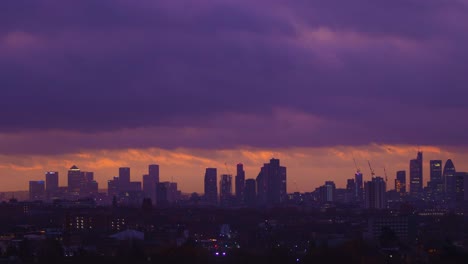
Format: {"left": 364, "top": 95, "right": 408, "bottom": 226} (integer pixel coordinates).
{"left": 0, "top": 0, "right": 468, "bottom": 191}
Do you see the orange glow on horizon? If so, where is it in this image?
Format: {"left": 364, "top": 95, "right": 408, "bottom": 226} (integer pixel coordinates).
{"left": 0, "top": 144, "right": 466, "bottom": 193}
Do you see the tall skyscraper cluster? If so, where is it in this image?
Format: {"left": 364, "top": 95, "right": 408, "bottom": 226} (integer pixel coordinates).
{"left": 403, "top": 153, "right": 466, "bottom": 205}
{"left": 28, "top": 163, "right": 181, "bottom": 206}
{"left": 339, "top": 151, "right": 468, "bottom": 210}
{"left": 107, "top": 164, "right": 179, "bottom": 206}
{"left": 203, "top": 159, "right": 287, "bottom": 207}
{"left": 29, "top": 166, "right": 99, "bottom": 201}
{"left": 26, "top": 153, "right": 465, "bottom": 210}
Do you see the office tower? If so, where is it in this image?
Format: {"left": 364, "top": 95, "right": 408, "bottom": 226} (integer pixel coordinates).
{"left": 79, "top": 171, "right": 94, "bottom": 196}
{"left": 45, "top": 171, "right": 59, "bottom": 194}
{"left": 429, "top": 160, "right": 443, "bottom": 194}
{"left": 430, "top": 160, "right": 443, "bottom": 182}
{"left": 149, "top": 164, "right": 160, "bottom": 182}
{"left": 108, "top": 177, "right": 119, "bottom": 197}
{"left": 244, "top": 179, "right": 256, "bottom": 207}
{"left": 118, "top": 167, "right": 130, "bottom": 192}
{"left": 204, "top": 168, "right": 218, "bottom": 205}
{"left": 395, "top": 171, "right": 406, "bottom": 194}
{"left": 346, "top": 179, "right": 356, "bottom": 203}
{"left": 256, "top": 170, "right": 266, "bottom": 205}
{"left": 280, "top": 162, "right": 287, "bottom": 204}
{"left": 156, "top": 182, "right": 169, "bottom": 206}
{"left": 355, "top": 171, "right": 363, "bottom": 201}
{"left": 143, "top": 175, "right": 155, "bottom": 202}
{"left": 409, "top": 151, "right": 423, "bottom": 195}
{"left": 83, "top": 171, "right": 94, "bottom": 182}
{"left": 156, "top": 182, "right": 178, "bottom": 206}
{"left": 149, "top": 164, "right": 160, "bottom": 184}
{"left": 87, "top": 180, "right": 98, "bottom": 195}
{"left": 68, "top": 165, "right": 82, "bottom": 196}
{"left": 320, "top": 181, "right": 336, "bottom": 203}
{"left": 256, "top": 158, "right": 287, "bottom": 206}
{"left": 347, "top": 179, "right": 356, "bottom": 192}
{"left": 143, "top": 164, "right": 159, "bottom": 203}
{"left": 235, "top": 163, "right": 245, "bottom": 204}
{"left": 443, "top": 159, "right": 456, "bottom": 197}
{"left": 128, "top": 181, "right": 142, "bottom": 192}
{"left": 220, "top": 174, "right": 233, "bottom": 207}
{"left": 455, "top": 172, "right": 466, "bottom": 203}
{"left": 29, "top": 181, "right": 45, "bottom": 200}
{"left": 365, "top": 177, "right": 386, "bottom": 209}
{"left": 149, "top": 164, "right": 159, "bottom": 202}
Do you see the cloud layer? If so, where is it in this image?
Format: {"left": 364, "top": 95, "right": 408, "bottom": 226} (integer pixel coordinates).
{"left": 1, "top": 0, "right": 468, "bottom": 155}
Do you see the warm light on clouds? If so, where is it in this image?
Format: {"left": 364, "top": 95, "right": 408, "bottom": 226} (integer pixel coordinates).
{"left": 0, "top": 1, "right": 467, "bottom": 194}
{"left": 1, "top": 144, "right": 468, "bottom": 193}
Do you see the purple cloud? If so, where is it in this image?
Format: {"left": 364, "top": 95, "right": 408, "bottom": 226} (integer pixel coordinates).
{"left": 0, "top": 0, "right": 467, "bottom": 154}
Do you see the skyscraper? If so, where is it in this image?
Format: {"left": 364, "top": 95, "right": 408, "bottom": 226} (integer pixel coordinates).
{"left": 409, "top": 151, "right": 423, "bottom": 195}
{"left": 455, "top": 172, "right": 466, "bottom": 203}
{"left": 143, "top": 174, "right": 155, "bottom": 202}
{"left": 141, "top": 164, "right": 159, "bottom": 203}
{"left": 235, "top": 163, "right": 245, "bottom": 204}
{"left": 119, "top": 167, "right": 131, "bottom": 192}
{"left": 430, "top": 160, "right": 443, "bottom": 182}
{"left": 443, "top": 159, "right": 456, "bottom": 197}
{"left": 365, "top": 177, "right": 386, "bottom": 209}
{"left": 244, "top": 179, "right": 256, "bottom": 207}
{"left": 149, "top": 164, "right": 160, "bottom": 184}
{"left": 108, "top": 177, "right": 119, "bottom": 198}
{"left": 68, "top": 165, "right": 82, "bottom": 196}
{"left": 80, "top": 171, "right": 95, "bottom": 196}
{"left": 204, "top": 168, "right": 218, "bottom": 205}
{"left": 346, "top": 178, "right": 356, "bottom": 203}
{"left": 29, "top": 181, "right": 45, "bottom": 200}
{"left": 355, "top": 171, "right": 364, "bottom": 201}
{"left": 320, "top": 181, "right": 336, "bottom": 203}
{"left": 256, "top": 158, "right": 287, "bottom": 206}
{"left": 45, "top": 171, "right": 59, "bottom": 196}
{"left": 83, "top": 171, "right": 94, "bottom": 182}
{"left": 87, "top": 180, "right": 98, "bottom": 195}
{"left": 395, "top": 171, "right": 406, "bottom": 194}
{"left": 156, "top": 182, "right": 169, "bottom": 206}
{"left": 156, "top": 181, "right": 178, "bottom": 206}
{"left": 220, "top": 174, "right": 233, "bottom": 207}
{"left": 429, "top": 160, "right": 443, "bottom": 194}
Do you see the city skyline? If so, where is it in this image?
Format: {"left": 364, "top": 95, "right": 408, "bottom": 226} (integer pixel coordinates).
{"left": 13, "top": 148, "right": 468, "bottom": 196}
{"left": 1, "top": 1, "right": 468, "bottom": 262}
{"left": 2, "top": 1, "right": 468, "bottom": 194}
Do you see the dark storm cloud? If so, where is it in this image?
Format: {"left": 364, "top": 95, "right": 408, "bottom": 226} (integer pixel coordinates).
{"left": 0, "top": 0, "right": 468, "bottom": 154}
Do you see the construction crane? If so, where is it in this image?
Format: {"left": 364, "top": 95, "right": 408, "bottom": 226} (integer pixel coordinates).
{"left": 368, "top": 160, "right": 376, "bottom": 179}
{"left": 353, "top": 156, "right": 361, "bottom": 173}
